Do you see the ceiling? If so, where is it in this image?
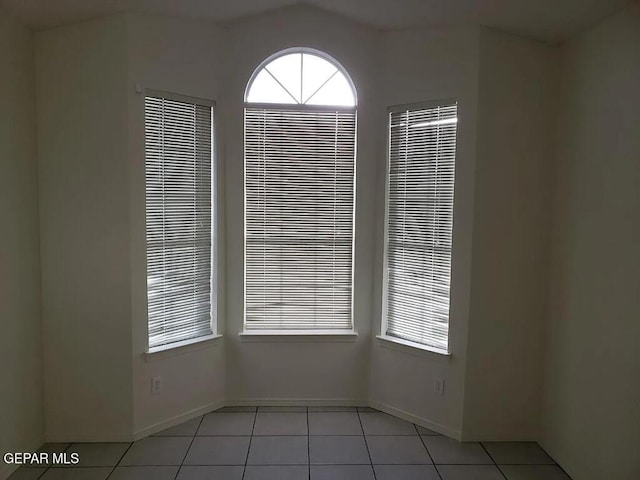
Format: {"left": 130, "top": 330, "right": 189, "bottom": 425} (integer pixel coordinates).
{"left": 1, "top": 0, "right": 631, "bottom": 42}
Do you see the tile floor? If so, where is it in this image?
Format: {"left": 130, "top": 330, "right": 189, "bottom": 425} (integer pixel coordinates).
{"left": 9, "top": 406, "right": 571, "bottom": 480}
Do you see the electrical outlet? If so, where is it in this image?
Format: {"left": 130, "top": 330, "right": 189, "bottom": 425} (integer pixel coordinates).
{"left": 151, "top": 376, "right": 162, "bottom": 394}
{"left": 434, "top": 377, "right": 445, "bottom": 396}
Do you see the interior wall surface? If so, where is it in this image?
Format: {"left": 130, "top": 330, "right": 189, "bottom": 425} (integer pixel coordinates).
{"left": 27, "top": 2, "right": 620, "bottom": 454}
{"left": 35, "top": 15, "right": 133, "bottom": 442}
{"left": 0, "top": 8, "right": 44, "bottom": 479}
{"left": 462, "top": 27, "right": 556, "bottom": 441}
{"left": 125, "top": 13, "right": 227, "bottom": 436}
{"left": 541, "top": 3, "right": 640, "bottom": 479}
{"left": 368, "top": 26, "right": 481, "bottom": 439}
{"left": 222, "top": 6, "right": 379, "bottom": 405}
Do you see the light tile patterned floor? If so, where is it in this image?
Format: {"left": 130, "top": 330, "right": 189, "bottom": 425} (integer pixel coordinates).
{"left": 10, "top": 407, "right": 571, "bottom": 479}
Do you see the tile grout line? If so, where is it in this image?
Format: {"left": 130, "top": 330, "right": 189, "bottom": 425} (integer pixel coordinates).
{"left": 175, "top": 462, "right": 517, "bottom": 466}
{"left": 415, "top": 424, "right": 443, "bottom": 480}
{"left": 537, "top": 443, "right": 573, "bottom": 479}
{"left": 241, "top": 407, "right": 258, "bottom": 480}
{"left": 30, "top": 411, "right": 568, "bottom": 480}
{"left": 185, "top": 433, "right": 426, "bottom": 436}
{"left": 29, "top": 462, "right": 534, "bottom": 467}
{"left": 43, "top": 463, "right": 562, "bottom": 466}
{"left": 174, "top": 412, "right": 207, "bottom": 480}
{"left": 36, "top": 444, "right": 74, "bottom": 478}
{"left": 105, "top": 441, "right": 135, "bottom": 479}
{"left": 479, "top": 442, "right": 509, "bottom": 480}
{"left": 28, "top": 442, "right": 78, "bottom": 478}
{"left": 355, "top": 408, "right": 377, "bottom": 480}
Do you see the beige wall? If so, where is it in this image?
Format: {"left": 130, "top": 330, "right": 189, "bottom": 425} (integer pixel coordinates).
{"left": 0, "top": 9, "right": 43, "bottom": 479}
{"left": 30, "top": 8, "right": 640, "bottom": 471}
{"left": 222, "top": 6, "right": 378, "bottom": 405}
{"left": 125, "top": 13, "right": 226, "bottom": 436}
{"left": 36, "top": 16, "right": 133, "bottom": 442}
{"left": 29, "top": 7, "right": 559, "bottom": 444}
{"left": 462, "top": 27, "right": 556, "bottom": 441}
{"left": 368, "top": 26, "right": 480, "bottom": 438}
{"left": 369, "top": 25, "right": 557, "bottom": 442}
{"left": 542, "top": 3, "right": 640, "bottom": 479}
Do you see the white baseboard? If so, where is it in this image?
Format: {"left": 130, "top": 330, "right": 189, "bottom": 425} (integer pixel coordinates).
{"left": 132, "top": 398, "right": 368, "bottom": 440}
{"left": 59, "top": 398, "right": 463, "bottom": 446}
{"left": 459, "top": 430, "right": 539, "bottom": 442}
{"left": 131, "top": 398, "right": 371, "bottom": 441}
{"left": 224, "top": 398, "right": 369, "bottom": 407}
{"left": 368, "top": 401, "right": 462, "bottom": 440}
{"left": 132, "top": 400, "right": 225, "bottom": 440}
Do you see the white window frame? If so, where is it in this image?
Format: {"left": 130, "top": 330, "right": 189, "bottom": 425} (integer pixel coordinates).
{"left": 379, "top": 99, "right": 458, "bottom": 356}
{"left": 242, "top": 48, "right": 358, "bottom": 335}
{"left": 244, "top": 47, "right": 357, "bottom": 107}
{"left": 144, "top": 89, "right": 218, "bottom": 353}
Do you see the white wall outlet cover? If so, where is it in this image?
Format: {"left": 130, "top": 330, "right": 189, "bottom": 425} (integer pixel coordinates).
{"left": 151, "top": 376, "right": 162, "bottom": 394}
{"left": 434, "top": 377, "right": 445, "bottom": 395}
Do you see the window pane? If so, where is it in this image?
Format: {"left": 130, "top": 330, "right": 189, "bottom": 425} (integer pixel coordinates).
{"left": 302, "top": 53, "right": 338, "bottom": 103}
{"left": 246, "top": 69, "right": 297, "bottom": 104}
{"left": 384, "top": 103, "right": 458, "bottom": 351}
{"left": 244, "top": 107, "right": 356, "bottom": 330}
{"left": 145, "top": 95, "right": 214, "bottom": 349}
{"left": 265, "top": 53, "right": 302, "bottom": 103}
{"left": 306, "top": 71, "right": 355, "bottom": 107}
{"left": 244, "top": 49, "right": 358, "bottom": 332}
{"left": 246, "top": 49, "right": 355, "bottom": 107}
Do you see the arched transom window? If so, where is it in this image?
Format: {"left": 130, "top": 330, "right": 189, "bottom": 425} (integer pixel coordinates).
{"left": 244, "top": 48, "right": 357, "bottom": 332}
{"left": 245, "top": 49, "right": 356, "bottom": 106}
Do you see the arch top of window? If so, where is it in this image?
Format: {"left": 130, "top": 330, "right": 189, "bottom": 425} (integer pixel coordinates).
{"left": 245, "top": 48, "right": 357, "bottom": 108}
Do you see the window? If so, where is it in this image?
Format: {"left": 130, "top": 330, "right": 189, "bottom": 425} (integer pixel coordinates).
{"left": 244, "top": 48, "right": 357, "bottom": 332}
{"left": 382, "top": 102, "right": 458, "bottom": 353}
{"left": 145, "top": 91, "right": 215, "bottom": 350}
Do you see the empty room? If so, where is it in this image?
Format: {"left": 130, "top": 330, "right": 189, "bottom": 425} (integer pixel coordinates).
{"left": 1, "top": 0, "right": 639, "bottom": 479}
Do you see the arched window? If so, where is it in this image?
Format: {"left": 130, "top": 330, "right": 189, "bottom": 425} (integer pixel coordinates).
{"left": 245, "top": 49, "right": 356, "bottom": 106}
{"left": 244, "top": 48, "right": 357, "bottom": 332}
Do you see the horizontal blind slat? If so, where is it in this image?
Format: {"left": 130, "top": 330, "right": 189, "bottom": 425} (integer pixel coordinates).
{"left": 145, "top": 95, "right": 214, "bottom": 349}
{"left": 244, "top": 106, "right": 356, "bottom": 331}
{"left": 385, "top": 103, "right": 458, "bottom": 351}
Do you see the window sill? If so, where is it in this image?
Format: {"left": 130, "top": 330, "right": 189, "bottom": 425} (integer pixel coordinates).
{"left": 239, "top": 330, "right": 358, "bottom": 343}
{"left": 376, "top": 335, "right": 451, "bottom": 359}
{"left": 145, "top": 334, "right": 223, "bottom": 361}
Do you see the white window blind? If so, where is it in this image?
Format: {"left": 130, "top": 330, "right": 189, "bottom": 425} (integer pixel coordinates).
{"left": 383, "top": 102, "right": 458, "bottom": 352}
{"left": 244, "top": 106, "right": 356, "bottom": 331}
{"left": 145, "top": 93, "right": 214, "bottom": 349}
